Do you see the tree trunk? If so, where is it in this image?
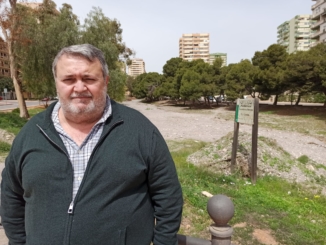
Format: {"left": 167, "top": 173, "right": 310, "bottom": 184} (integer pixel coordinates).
{"left": 8, "top": 42, "right": 29, "bottom": 118}
{"left": 273, "top": 94, "right": 278, "bottom": 106}
{"left": 295, "top": 94, "right": 301, "bottom": 106}
{"left": 2, "top": 0, "right": 29, "bottom": 118}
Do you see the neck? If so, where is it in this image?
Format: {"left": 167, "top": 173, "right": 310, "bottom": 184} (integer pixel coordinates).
{"left": 59, "top": 108, "right": 103, "bottom": 132}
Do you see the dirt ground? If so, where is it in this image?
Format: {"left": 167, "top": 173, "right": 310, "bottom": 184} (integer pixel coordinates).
{"left": 122, "top": 99, "right": 326, "bottom": 166}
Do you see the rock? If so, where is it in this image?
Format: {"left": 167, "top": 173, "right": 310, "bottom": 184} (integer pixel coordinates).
{"left": 306, "top": 165, "right": 315, "bottom": 171}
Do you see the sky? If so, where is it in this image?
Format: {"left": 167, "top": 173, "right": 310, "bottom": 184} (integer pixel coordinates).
{"left": 53, "top": 0, "right": 313, "bottom": 74}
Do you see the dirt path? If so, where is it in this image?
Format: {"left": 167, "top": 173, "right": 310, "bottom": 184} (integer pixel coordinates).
{"left": 122, "top": 99, "right": 326, "bottom": 166}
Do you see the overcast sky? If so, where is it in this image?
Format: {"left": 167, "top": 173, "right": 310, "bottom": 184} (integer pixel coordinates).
{"left": 53, "top": 0, "right": 313, "bottom": 73}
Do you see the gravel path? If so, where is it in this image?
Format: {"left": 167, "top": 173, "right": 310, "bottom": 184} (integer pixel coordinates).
{"left": 122, "top": 99, "right": 326, "bottom": 166}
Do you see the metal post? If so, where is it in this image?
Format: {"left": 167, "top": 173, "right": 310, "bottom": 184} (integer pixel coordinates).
{"left": 230, "top": 121, "right": 239, "bottom": 173}
{"left": 251, "top": 98, "right": 259, "bottom": 184}
{"left": 177, "top": 194, "right": 235, "bottom": 245}
{"left": 207, "top": 195, "right": 235, "bottom": 245}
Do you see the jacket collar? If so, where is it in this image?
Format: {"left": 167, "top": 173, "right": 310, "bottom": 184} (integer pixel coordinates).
{"left": 37, "top": 100, "right": 123, "bottom": 147}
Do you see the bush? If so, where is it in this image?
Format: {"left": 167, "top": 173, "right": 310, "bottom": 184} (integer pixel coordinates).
{"left": 297, "top": 155, "right": 309, "bottom": 164}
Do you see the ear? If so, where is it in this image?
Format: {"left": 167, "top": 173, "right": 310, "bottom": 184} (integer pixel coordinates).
{"left": 106, "top": 76, "right": 109, "bottom": 85}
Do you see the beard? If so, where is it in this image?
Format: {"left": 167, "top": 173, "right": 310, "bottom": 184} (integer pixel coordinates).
{"left": 58, "top": 89, "right": 107, "bottom": 118}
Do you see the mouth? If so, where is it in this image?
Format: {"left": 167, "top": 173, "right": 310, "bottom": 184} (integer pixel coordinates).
{"left": 70, "top": 93, "right": 92, "bottom": 99}
{"left": 71, "top": 96, "right": 92, "bottom": 99}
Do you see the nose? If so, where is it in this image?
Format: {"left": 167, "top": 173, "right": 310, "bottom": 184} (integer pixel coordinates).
{"left": 74, "top": 80, "right": 86, "bottom": 92}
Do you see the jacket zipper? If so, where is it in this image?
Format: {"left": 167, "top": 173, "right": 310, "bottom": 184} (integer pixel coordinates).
{"left": 68, "top": 202, "right": 74, "bottom": 214}
{"left": 37, "top": 120, "right": 123, "bottom": 214}
{"left": 37, "top": 119, "right": 123, "bottom": 245}
{"left": 70, "top": 120, "right": 124, "bottom": 212}
{"left": 37, "top": 124, "right": 75, "bottom": 213}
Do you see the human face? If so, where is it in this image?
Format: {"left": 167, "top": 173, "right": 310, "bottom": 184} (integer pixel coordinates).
{"left": 55, "top": 55, "right": 108, "bottom": 119}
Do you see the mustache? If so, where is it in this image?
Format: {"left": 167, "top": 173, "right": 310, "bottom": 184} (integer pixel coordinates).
{"left": 70, "top": 92, "right": 92, "bottom": 98}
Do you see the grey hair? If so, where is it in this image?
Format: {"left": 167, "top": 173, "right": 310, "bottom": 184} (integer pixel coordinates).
{"left": 52, "top": 44, "right": 109, "bottom": 80}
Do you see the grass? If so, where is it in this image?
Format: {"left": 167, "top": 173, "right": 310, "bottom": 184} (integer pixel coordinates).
{"left": 0, "top": 111, "right": 28, "bottom": 135}
{"left": 168, "top": 140, "right": 326, "bottom": 245}
{"left": 0, "top": 141, "right": 11, "bottom": 153}
{"left": 0, "top": 107, "right": 44, "bottom": 135}
{"left": 298, "top": 155, "right": 310, "bottom": 164}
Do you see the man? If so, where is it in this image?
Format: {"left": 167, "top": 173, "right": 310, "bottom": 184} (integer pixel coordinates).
{"left": 1, "top": 44, "right": 183, "bottom": 245}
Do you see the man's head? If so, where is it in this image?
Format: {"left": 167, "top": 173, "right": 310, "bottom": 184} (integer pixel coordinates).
{"left": 52, "top": 44, "right": 109, "bottom": 80}
{"left": 53, "top": 44, "right": 109, "bottom": 123}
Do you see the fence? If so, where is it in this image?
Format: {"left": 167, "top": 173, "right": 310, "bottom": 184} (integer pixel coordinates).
{"left": 177, "top": 194, "right": 235, "bottom": 245}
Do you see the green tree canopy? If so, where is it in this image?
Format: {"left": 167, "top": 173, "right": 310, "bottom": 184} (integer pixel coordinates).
{"left": 81, "top": 7, "right": 133, "bottom": 70}
{"left": 16, "top": 1, "right": 79, "bottom": 99}
{"left": 133, "top": 72, "right": 164, "bottom": 101}
{"left": 179, "top": 70, "right": 201, "bottom": 104}
{"left": 162, "top": 57, "right": 183, "bottom": 78}
{"left": 252, "top": 44, "right": 289, "bottom": 105}
{"left": 225, "top": 59, "right": 256, "bottom": 101}
{"left": 107, "top": 70, "right": 127, "bottom": 102}
{"left": 0, "top": 77, "right": 14, "bottom": 92}
{"left": 308, "top": 43, "right": 326, "bottom": 105}
{"left": 285, "top": 51, "right": 315, "bottom": 105}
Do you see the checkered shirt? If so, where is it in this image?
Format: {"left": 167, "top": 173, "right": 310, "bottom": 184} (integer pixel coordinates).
{"left": 51, "top": 97, "right": 112, "bottom": 200}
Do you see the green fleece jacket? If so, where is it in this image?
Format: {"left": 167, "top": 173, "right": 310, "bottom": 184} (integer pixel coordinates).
{"left": 1, "top": 101, "right": 183, "bottom": 245}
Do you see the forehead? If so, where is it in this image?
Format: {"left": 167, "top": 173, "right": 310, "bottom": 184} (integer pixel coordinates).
{"left": 56, "top": 55, "right": 102, "bottom": 74}
{"left": 57, "top": 54, "right": 98, "bottom": 65}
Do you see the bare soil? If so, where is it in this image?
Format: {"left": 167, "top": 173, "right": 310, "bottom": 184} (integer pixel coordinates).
{"left": 122, "top": 99, "right": 326, "bottom": 166}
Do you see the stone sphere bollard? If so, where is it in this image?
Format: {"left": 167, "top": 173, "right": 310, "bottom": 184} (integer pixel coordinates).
{"left": 207, "top": 194, "right": 235, "bottom": 245}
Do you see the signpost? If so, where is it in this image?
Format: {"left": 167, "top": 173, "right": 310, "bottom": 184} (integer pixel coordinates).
{"left": 231, "top": 98, "right": 259, "bottom": 183}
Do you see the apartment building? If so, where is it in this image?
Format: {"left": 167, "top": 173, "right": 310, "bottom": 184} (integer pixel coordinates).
{"left": 311, "top": 0, "right": 326, "bottom": 46}
{"left": 277, "top": 15, "right": 314, "bottom": 53}
{"left": 0, "top": 38, "right": 10, "bottom": 78}
{"left": 179, "top": 33, "right": 210, "bottom": 62}
{"left": 209, "top": 53, "right": 227, "bottom": 67}
{"left": 128, "top": 58, "right": 145, "bottom": 77}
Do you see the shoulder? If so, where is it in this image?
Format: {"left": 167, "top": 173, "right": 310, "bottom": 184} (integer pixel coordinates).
{"left": 111, "top": 100, "right": 155, "bottom": 128}
{"left": 13, "top": 103, "right": 55, "bottom": 143}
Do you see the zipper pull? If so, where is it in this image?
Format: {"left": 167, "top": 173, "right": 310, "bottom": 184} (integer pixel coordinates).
{"left": 68, "top": 201, "right": 74, "bottom": 214}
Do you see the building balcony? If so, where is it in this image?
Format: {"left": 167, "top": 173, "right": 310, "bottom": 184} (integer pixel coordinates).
{"left": 310, "top": 29, "right": 325, "bottom": 38}
{"left": 282, "top": 32, "right": 289, "bottom": 38}
{"left": 310, "top": 19, "right": 325, "bottom": 29}
{"left": 311, "top": 0, "right": 326, "bottom": 10}
{"left": 311, "top": 8, "right": 326, "bottom": 20}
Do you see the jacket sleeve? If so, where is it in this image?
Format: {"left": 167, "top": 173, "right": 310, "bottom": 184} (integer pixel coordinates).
{"left": 1, "top": 150, "right": 26, "bottom": 245}
{"left": 147, "top": 128, "right": 183, "bottom": 245}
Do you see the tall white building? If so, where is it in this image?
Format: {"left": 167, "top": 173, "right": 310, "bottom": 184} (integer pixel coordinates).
{"left": 127, "top": 58, "right": 145, "bottom": 77}
{"left": 277, "top": 15, "right": 314, "bottom": 53}
{"left": 179, "top": 33, "right": 210, "bottom": 62}
{"left": 311, "top": 0, "right": 326, "bottom": 47}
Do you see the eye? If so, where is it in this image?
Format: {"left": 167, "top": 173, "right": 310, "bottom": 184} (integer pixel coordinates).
{"left": 62, "top": 78, "right": 74, "bottom": 84}
{"left": 84, "top": 78, "right": 96, "bottom": 83}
